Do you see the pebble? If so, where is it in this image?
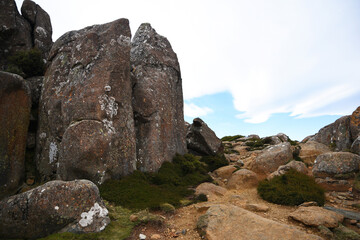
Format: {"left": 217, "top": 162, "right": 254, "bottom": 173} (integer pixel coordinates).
{"left": 139, "top": 233, "right": 146, "bottom": 240}
{"left": 151, "top": 234, "right": 161, "bottom": 239}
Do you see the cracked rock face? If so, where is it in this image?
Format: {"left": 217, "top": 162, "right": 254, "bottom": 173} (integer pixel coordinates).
{"left": 0, "top": 180, "right": 110, "bottom": 239}
{"left": 37, "top": 19, "right": 136, "bottom": 182}
{"left": 131, "top": 23, "right": 187, "bottom": 172}
{"left": 0, "top": 71, "right": 31, "bottom": 200}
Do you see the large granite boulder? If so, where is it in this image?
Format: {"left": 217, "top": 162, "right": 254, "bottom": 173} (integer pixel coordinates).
{"left": 248, "top": 142, "right": 293, "bottom": 176}
{"left": 186, "top": 118, "right": 222, "bottom": 156}
{"left": 197, "top": 204, "right": 323, "bottom": 240}
{"left": 37, "top": 19, "right": 136, "bottom": 182}
{"left": 195, "top": 182, "right": 227, "bottom": 200}
{"left": 227, "top": 169, "right": 259, "bottom": 189}
{"left": 312, "top": 152, "right": 360, "bottom": 178}
{"left": 21, "top": 0, "right": 53, "bottom": 59}
{"left": 0, "top": 180, "right": 110, "bottom": 239}
{"left": 299, "top": 141, "right": 331, "bottom": 166}
{"left": 310, "top": 107, "right": 360, "bottom": 151}
{"left": 0, "top": 71, "right": 31, "bottom": 200}
{"left": 267, "top": 160, "right": 308, "bottom": 180}
{"left": 131, "top": 23, "right": 186, "bottom": 172}
{"left": 0, "top": 0, "right": 32, "bottom": 70}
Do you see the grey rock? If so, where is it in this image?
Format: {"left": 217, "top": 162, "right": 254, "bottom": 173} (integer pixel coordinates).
{"left": 351, "top": 136, "right": 360, "bottom": 155}
{"left": 186, "top": 118, "right": 222, "bottom": 156}
{"left": 131, "top": 23, "right": 186, "bottom": 172}
{"left": 0, "top": 180, "right": 110, "bottom": 239}
{"left": 324, "top": 206, "right": 360, "bottom": 221}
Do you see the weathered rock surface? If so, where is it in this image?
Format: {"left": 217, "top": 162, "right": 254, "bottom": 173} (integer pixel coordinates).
{"left": 26, "top": 76, "right": 43, "bottom": 107}
{"left": 289, "top": 206, "right": 344, "bottom": 228}
{"left": 351, "top": 136, "right": 360, "bottom": 155}
{"left": 299, "top": 141, "right": 331, "bottom": 166}
{"left": 312, "top": 152, "right": 360, "bottom": 178}
{"left": 0, "top": 180, "right": 110, "bottom": 239}
{"left": 245, "top": 203, "right": 270, "bottom": 212}
{"left": 263, "top": 135, "right": 282, "bottom": 145}
{"left": 0, "top": 0, "right": 32, "bottom": 70}
{"left": 277, "top": 133, "right": 290, "bottom": 142}
{"left": 213, "top": 165, "right": 237, "bottom": 180}
{"left": 21, "top": 0, "right": 53, "bottom": 59}
{"left": 131, "top": 23, "right": 186, "bottom": 172}
{"left": 227, "top": 169, "right": 258, "bottom": 189}
{"left": 197, "top": 204, "right": 323, "bottom": 240}
{"left": 37, "top": 19, "right": 136, "bottom": 182}
{"left": 324, "top": 205, "right": 360, "bottom": 221}
{"left": 310, "top": 107, "right": 360, "bottom": 151}
{"left": 186, "top": 118, "right": 222, "bottom": 156}
{"left": 248, "top": 142, "right": 293, "bottom": 176}
{"left": 0, "top": 71, "right": 31, "bottom": 200}
{"left": 267, "top": 160, "right": 308, "bottom": 180}
{"left": 195, "top": 182, "right": 227, "bottom": 200}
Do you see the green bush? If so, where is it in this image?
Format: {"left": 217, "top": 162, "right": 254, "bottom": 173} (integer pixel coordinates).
{"left": 221, "top": 135, "right": 245, "bottom": 142}
{"left": 257, "top": 169, "right": 325, "bottom": 206}
{"left": 200, "top": 154, "right": 228, "bottom": 172}
{"left": 6, "top": 48, "right": 45, "bottom": 78}
{"left": 100, "top": 154, "right": 213, "bottom": 210}
{"left": 245, "top": 138, "right": 266, "bottom": 151}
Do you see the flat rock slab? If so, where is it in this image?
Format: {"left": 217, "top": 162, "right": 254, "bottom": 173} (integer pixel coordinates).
{"left": 195, "top": 182, "right": 227, "bottom": 200}
{"left": 197, "top": 204, "right": 323, "bottom": 240}
{"left": 227, "top": 169, "right": 258, "bottom": 189}
{"left": 324, "top": 206, "right": 360, "bottom": 221}
{"left": 289, "top": 206, "right": 344, "bottom": 228}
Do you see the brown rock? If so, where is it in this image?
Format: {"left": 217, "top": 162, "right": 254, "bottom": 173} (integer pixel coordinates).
{"left": 0, "top": 71, "right": 31, "bottom": 199}
{"left": 227, "top": 169, "right": 258, "bottom": 189}
{"left": 249, "top": 142, "right": 293, "bottom": 176}
{"left": 0, "top": 0, "right": 32, "bottom": 70}
{"left": 213, "top": 165, "right": 237, "bottom": 179}
{"left": 299, "top": 141, "right": 331, "bottom": 166}
{"left": 289, "top": 206, "right": 344, "bottom": 228}
{"left": 131, "top": 23, "right": 186, "bottom": 171}
{"left": 151, "top": 234, "right": 161, "bottom": 239}
{"left": 21, "top": 0, "right": 53, "bottom": 59}
{"left": 195, "top": 182, "right": 227, "bottom": 200}
{"left": 312, "top": 152, "right": 360, "bottom": 178}
{"left": 186, "top": 118, "right": 222, "bottom": 156}
{"left": 37, "top": 19, "right": 136, "bottom": 182}
{"left": 267, "top": 160, "right": 308, "bottom": 180}
{"left": 0, "top": 180, "right": 110, "bottom": 239}
{"left": 245, "top": 203, "right": 270, "bottom": 212}
{"left": 197, "top": 204, "right": 323, "bottom": 240}
{"left": 315, "top": 178, "right": 351, "bottom": 192}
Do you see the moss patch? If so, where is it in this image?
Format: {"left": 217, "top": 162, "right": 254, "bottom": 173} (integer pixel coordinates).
{"left": 221, "top": 135, "right": 244, "bottom": 142}
{"left": 245, "top": 138, "right": 266, "bottom": 151}
{"left": 257, "top": 169, "right": 325, "bottom": 206}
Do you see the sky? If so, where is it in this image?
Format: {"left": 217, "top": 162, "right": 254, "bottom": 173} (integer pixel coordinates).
{"left": 15, "top": 0, "right": 360, "bottom": 141}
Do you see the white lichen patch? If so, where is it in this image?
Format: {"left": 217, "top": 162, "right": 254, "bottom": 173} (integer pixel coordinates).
{"left": 104, "top": 85, "right": 111, "bottom": 92}
{"left": 35, "top": 26, "right": 47, "bottom": 37}
{"left": 49, "top": 142, "right": 58, "bottom": 164}
{"left": 79, "top": 202, "right": 109, "bottom": 228}
{"left": 55, "top": 206, "right": 59, "bottom": 210}
{"left": 98, "top": 94, "right": 118, "bottom": 118}
{"left": 39, "top": 132, "right": 47, "bottom": 139}
{"left": 102, "top": 119, "right": 115, "bottom": 134}
{"left": 76, "top": 44, "right": 82, "bottom": 51}
{"left": 117, "top": 35, "right": 131, "bottom": 46}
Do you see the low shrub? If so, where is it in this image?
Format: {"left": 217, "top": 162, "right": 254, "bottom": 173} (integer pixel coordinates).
{"left": 100, "top": 153, "right": 213, "bottom": 210}
{"left": 257, "top": 169, "right": 325, "bottom": 206}
{"left": 6, "top": 48, "right": 45, "bottom": 78}
{"left": 199, "top": 154, "right": 228, "bottom": 172}
{"left": 245, "top": 138, "right": 266, "bottom": 151}
{"left": 221, "top": 135, "right": 244, "bottom": 142}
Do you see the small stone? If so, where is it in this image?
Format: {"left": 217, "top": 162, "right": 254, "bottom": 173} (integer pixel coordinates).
{"left": 245, "top": 203, "right": 270, "bottom": 212}
{"left": 299, "top": 201, "right": 318, "bottom": 207}
{"left": 129, "top": 214, "right": 138, "bottom": 222}
{"left": 357, "top": 223, "right": 360, "bottom": 229}
{"left": 150, "top": 234, "right": 161, "bottom": 239}
{"left": 181, "top": 229, "right": 187, "bottom": 235}
{"left": 26, "top": 178, "right": 35, "bottom": 186}
{"left": 350, "top": 219, "right": 357, "bottom": 225}
{"left": 139, "top": 233, "right": 146, "bottom": 240}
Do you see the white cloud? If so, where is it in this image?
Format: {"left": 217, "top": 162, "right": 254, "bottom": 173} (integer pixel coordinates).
{"left": 184, "top": 103, "right": 213, "bottom": 118}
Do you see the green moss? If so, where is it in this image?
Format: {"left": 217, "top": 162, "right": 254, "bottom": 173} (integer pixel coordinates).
{"left": 100, "top": 154, "right": 212, "bottom": 210}
{"left": 221, "top": 135, "right": 245, "bottom": 142}
{"left": 160, "top": 203, "right": 175, "bottom": 213}
{"left": 39, "top": 203, "right": 136, "bottom": 240}
{"left": 333, "top": 224, "right": 360, "bottom": 240}
{"left": 257, "top": 169, "right": 325, "bottom": 206}
{"left": 6, "top": 48, "right": 45, "bottom": 78}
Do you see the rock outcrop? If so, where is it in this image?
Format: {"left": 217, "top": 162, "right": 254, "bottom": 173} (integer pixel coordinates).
{"left": 0, "top": 71, "right": 31, "bottom": 200}
{"left": 186, "top": 118, "right": 222, "bottom": 156}
{"left": 0, "top": 0, "right": 52, "bottom": 70}
{"left": 131, "top": 23, "right": 187, "bottom": 172}
{"left": 197, "top": 204, "right": 323, "bottom": 240}
{"left": 248, "top": 142, "right": 293, "bottom": 176}
{"left": 0, "top": 0, "right": 32, "bottom": 70}
{"left": 195, "top": 182, "right": 227, "bottom": 200}
{"left": 312, "top": 152, "right": 360, "bottom": 178}
{"left": 227, "top": 169, "right": 258, "bottom": 189}
{"left": 0, "top": 180, "right": 110, "bottom": 239}
{"left": 267, "top": 160, "right": 308, "bottom": 180}
{"left": 310, "top": 106, "right": 360, "bottom": 151}
{"left": 37, "top": 19, "right": 136, "bottom": 182}
{"left": 21, "top": 0, "right": 53, "bottom": 59}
